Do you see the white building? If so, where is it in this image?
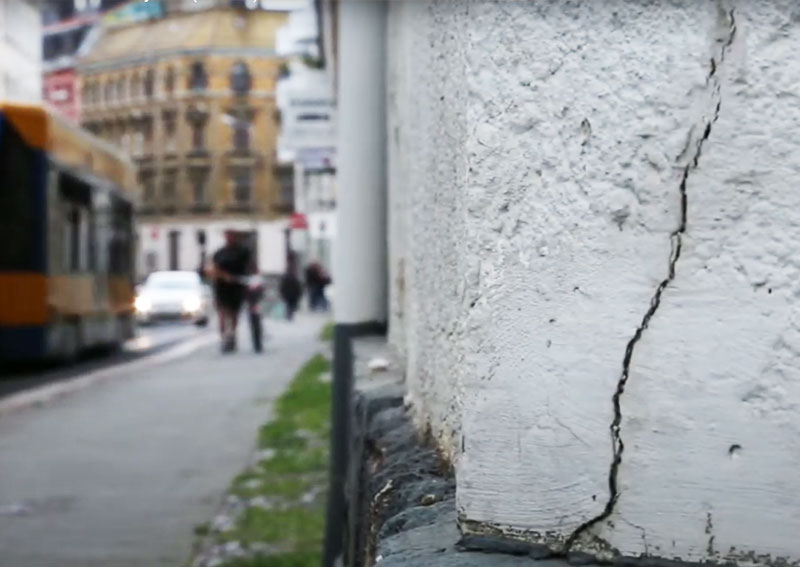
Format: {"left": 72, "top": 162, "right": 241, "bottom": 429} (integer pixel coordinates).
{"left": 275, "top": 0, "right": 337, "bottom": 272}
{"left": 135, "top": 218, "right": 287, "bottom": 277}
{"left": 0, "top": 0, "right": 42, "bottom": 102}
{"left": 330, "top": 1, "right": 800, "bottom": 565}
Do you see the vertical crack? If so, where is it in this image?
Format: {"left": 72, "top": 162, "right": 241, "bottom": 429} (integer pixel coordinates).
{"left": 562, "top": 6, "right": 737, "bottom": 554}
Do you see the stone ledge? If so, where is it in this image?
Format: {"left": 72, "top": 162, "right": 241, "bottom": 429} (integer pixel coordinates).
{"left": 342, "top": 338, "right": 725, "bottom": 567}
{"left": 356, "top": 396, "right": 556, "bottom": 567}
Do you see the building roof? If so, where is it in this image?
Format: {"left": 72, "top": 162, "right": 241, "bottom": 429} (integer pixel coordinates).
{"left": 80, "top": 8, "right": 285, "bottom": 68}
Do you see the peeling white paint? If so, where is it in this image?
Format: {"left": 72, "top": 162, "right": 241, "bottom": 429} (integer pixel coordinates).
{"left": 386, "top": 0, "right": 800, "bottom": 564}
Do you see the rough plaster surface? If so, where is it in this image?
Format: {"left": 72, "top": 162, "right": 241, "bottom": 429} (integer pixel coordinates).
{"left": 387, "top": 0, "right": 470, "bottom": 457}
{"left": 387, "top": 0, "right": 800, "bottom": 564}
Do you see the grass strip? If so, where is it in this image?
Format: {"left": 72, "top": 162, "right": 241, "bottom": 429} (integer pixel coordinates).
{"left": 213, "top": 354, "right": 332, "bottom": 567}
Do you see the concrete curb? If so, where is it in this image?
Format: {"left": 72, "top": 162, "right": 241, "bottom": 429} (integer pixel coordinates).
{"left": 0, "top": 333, "right": 217, "bottom": 417}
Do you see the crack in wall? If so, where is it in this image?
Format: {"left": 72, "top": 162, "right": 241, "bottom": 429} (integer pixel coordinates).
{"left": 561, "top": 5, "right": 737, "bottom": 555}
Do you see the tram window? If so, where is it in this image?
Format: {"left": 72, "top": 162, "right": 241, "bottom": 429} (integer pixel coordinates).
{"left": 59, "top": 173, "right": 92, "bottom": 273}
{"left": 0, "top": 121, "right": 35, "bottom": 270}
{"left": 109, "top": 196, "right": 134, "bottom": 276}
{"left": 68, "top": 208, "right": 81, "bottom": 272}
{"left": 87, "top": 212, "right": 97, "bottom": 271}
{"left": 59, "top": 173, "right": 91, "bottom": 206}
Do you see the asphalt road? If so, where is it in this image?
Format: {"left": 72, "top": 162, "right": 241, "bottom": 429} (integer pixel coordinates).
{"left": 0, "top": 322, "right": 209, "bottom": 399}
{"left": 0, "top": 313, "right": 327, "bottom": 567}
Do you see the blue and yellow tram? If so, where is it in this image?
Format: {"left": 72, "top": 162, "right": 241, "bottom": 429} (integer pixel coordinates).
{"left": 0, "top": 103, "right": 137, "bottom": 362}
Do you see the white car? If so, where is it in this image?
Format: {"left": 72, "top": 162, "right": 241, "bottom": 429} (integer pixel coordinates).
{"left": 135, "top": 271, "right": 212, "bottom": 326}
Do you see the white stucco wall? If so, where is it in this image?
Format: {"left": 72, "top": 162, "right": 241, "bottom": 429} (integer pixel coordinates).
{"left": 387, "top": 0, "right": 470, "bottom": 455}
{"left": 387, "top": 0, "right": 800, "bottom": 564}
{"left": 0, "top": 0, "right": 42, "bottom": 102}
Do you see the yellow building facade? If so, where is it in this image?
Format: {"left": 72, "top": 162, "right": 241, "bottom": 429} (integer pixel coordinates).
{"left": 78, "top": 7, "right": 293, "bottom": 275}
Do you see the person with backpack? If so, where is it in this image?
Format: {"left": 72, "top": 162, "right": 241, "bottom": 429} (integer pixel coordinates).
{"left": 210, "top": 230, "right": 254, "bottom": 353}
{"left": 305, "top": 261, "right": 331, "bottom": 312}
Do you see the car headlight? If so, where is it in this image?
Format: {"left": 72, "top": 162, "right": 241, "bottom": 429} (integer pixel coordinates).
{"left": 183, "top": 295, "right": 202, "bottom": 313}
{"left": 134, "top": 295, "right": 151, "bottom": 312}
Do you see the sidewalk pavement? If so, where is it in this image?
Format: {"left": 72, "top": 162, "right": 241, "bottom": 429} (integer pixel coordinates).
{"left": 0, "top": 313, "right": 329, "bottom": 567}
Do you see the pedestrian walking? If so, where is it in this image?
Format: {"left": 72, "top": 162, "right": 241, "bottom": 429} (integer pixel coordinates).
{"left": 279, "top": 259, "right": 303, "bottom": 321}
{"left": 305, "top": 261, "right": 331, "bottom": 312}
{"left": 245, "top": 275, "right": 265, "bottom": 352}
{"left": 210, "top": 230, "right": 254, "bottom": 353}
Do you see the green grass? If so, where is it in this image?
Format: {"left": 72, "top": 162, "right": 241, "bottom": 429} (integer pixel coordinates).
{"left": 319, "top": 321, "right": 334, "bottom": 342}
{"left": 220, "top": 551, "right": 323, "bottom": 567}
{"left": 207, "top": 354, "right": 332, "bottom": 567}
{"left": 230, "top": 474, "right": 317, "bottom": 502}
{"left": 221, "top": 505, "right": 327, "bottom": 547}
{"left": 260, "top": 446, "right": 328, "bottom": 476}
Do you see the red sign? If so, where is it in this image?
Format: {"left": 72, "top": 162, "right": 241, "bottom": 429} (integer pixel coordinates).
{"left": 290, "top": 213, "right": 308, "bottom": 230}
{"left": 43, "top": 68, "right": 79, "bottom": 124}
{"left": 151, "top": 228, "right": 160, "bottom": 240}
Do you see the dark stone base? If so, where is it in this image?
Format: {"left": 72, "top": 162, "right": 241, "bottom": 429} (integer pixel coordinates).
{"left": 345, "top": 386, "right": 554, "bottom": 567}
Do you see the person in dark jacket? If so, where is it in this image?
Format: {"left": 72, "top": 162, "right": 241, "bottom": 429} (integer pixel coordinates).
{"left": 210, "top": 230, "right": 254, "bottom": 352}
{"left": 304, "top": 261, "right": 330, "bottom": 312}
{"left": 279, "top": 258, "right": 303, "bottom": 321}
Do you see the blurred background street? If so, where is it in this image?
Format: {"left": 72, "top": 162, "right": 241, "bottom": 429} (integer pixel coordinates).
{"left": 0, "top": 313, "right": 328, "bottom": 567}
{"left": 0, "top": 1, "right": 336, "bottom": 565}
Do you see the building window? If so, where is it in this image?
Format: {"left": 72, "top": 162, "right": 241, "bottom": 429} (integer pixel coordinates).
{"left": 131, "top": 74, "right": 142, "bottom": 99}
{"left": 104, "top": 80, "right": 114, "bottom": 104}
{"left": 139, "top": 170, "right": 155, "bottom": 204}
{"left": 233, "top": 117, "right": 250, "bottom": 151}
{"left": 189, "top": 167, "right": 209, "bottom": 205}
{"left": 233, "top": 168, "right": 251, "bottom": 205}
{"left": 168, "top": 230, "right": 180, "bottom": 270}
{"left": 230, "top": 61, "right": 251, "bottom": 95}
{"left": 116, "top": 76, "right": 125, "bottom": 102}
{"left": 191, "top": 120, "right": 206, "bottom": 151}
{"left": 277, "top": 166, "right": 293, "bottom": 210}
{"left": 163, "top": 110, "right": 177, "bottom": 153}
{"left": 145, "top": 250, "right": 158, "bottom": 273}
{"left": 162, "top": 168, "right": 177, "bottom": 209}
{"left": 144, "top": 68, "right": 155, "bottom": 98}
{"left": 133, "top": 131, "right": 144, "bottom": 155}
{"left": 143, "top": 116, "right": 153, "bottom": 148}
{"left": 189, "top": 61, "right": 208, "bottom": 91}
{"left": 164, "top": 66, "right": 175, "bottom": 97}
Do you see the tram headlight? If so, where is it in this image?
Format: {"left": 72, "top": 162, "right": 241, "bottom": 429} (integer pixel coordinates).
{"left": 134, "top": 295, "right": 152, "bottom": 313}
